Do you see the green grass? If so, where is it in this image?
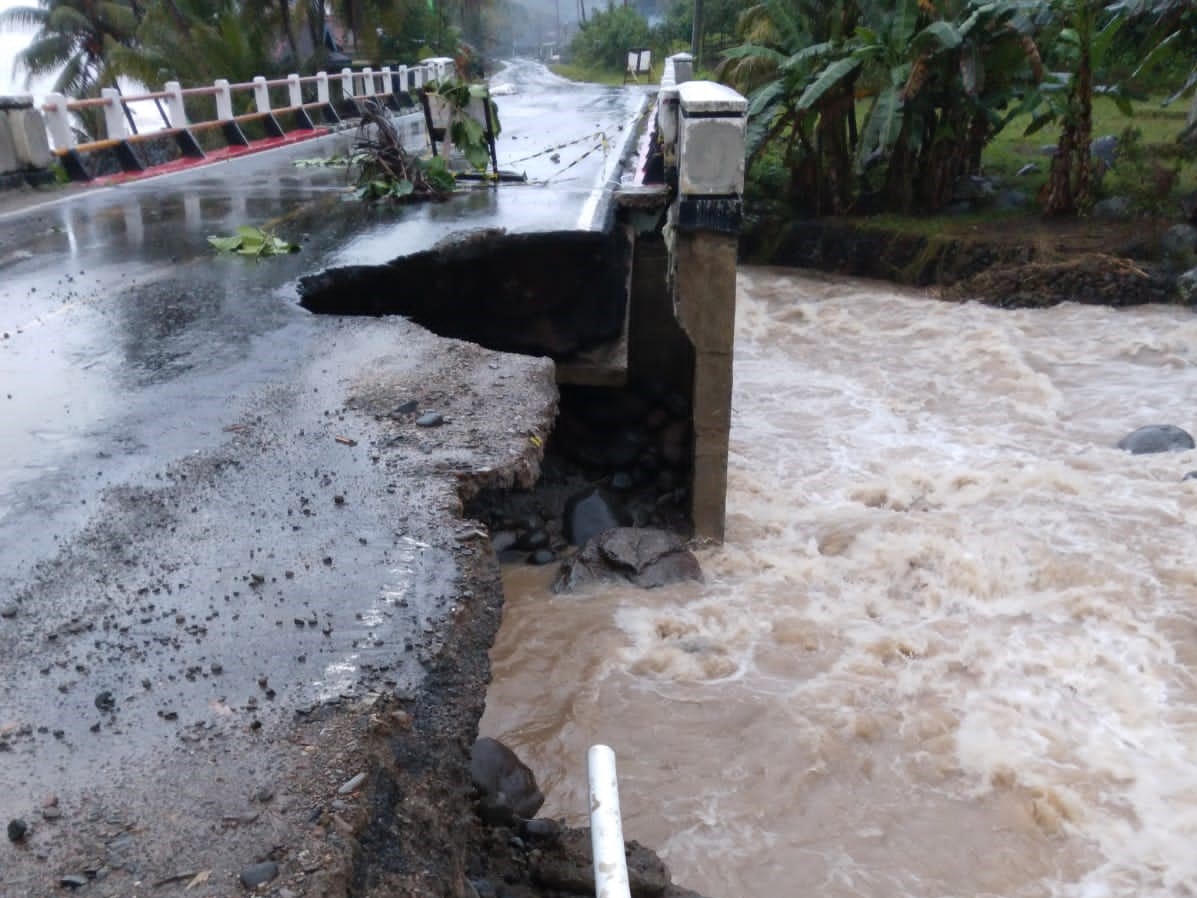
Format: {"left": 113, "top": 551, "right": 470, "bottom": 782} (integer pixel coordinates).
{"left": 983, "top": 94, "right": 1195, "bottom": 197}
{"left": 549, "top": 63, "right": 659, "bottom": 86}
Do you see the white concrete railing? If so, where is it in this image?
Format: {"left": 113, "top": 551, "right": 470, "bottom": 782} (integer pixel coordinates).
{"left": 654, "top": 51, "right": 747, "bottom": 208}
{"left": 39, "top": 56, "right": 458, "bottom": 152}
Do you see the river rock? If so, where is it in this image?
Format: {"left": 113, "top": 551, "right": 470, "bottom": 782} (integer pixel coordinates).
{"left": 470, "top": 737, "right": 544, "bottom": 825}
{"left": 564, "top": 487, "right": 625, "bottom": 547}
{"left": 1177, "top": 267, "right": 1197, "bottom": 305}
{"left": 553, "top": 528, "right": 702, "bottom": 594}
{"left": 1117, "top": 425, "right": 1196, "bottom": 455}
{"left": 1093, "top": 196, "right": 1132, "bottom": 221}
{"left": 1164, "top": 224, "right": 1197, "bottom": 262}
{"left": 1091, "top": 134, "right": 1118, "bottom": 168}
{"left": 239, "top": 861, "right": 279, "bottom": 888}
{"left": 531, "top": 828, "right": 670, "bottom": 897}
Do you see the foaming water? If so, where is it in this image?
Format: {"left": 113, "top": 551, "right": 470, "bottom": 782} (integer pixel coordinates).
{"left": 480, "top": 267, "right": 1197, "bottom": 898}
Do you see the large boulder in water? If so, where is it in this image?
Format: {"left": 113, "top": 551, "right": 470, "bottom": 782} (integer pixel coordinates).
{"left": 1117, "top": 424, "right": 1195, "bottom": 455}
{"left": 554, "top": 528, "right": 702, "bottom": 594}
{"left": 470, "top": 737, "right": 544, "bottom": 825}
{"left": 563, "top": 487, "right": 626, "bottom": 547}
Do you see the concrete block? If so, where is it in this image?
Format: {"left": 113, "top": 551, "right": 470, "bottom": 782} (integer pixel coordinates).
{"left": 674, "top": 232, "right": 738, "bottom": 352}
{"left": 678, "top": 116, "right": 745, "bottom": 196}
{"left": 0, "top": 114, "right": 20, "bottom": 175}
{"left": 9, "top": 107, "right": 53, "bottom": 169}
{"left": 669, "top": 53, "right": 694, "bottom": 84}
{"left": 677, "top": 80, "right": 746, "bottom": 116}
{"left": 677, "top": 81, "right": 746, "bottom": 197}
{"left": 656, "top": 85, "right": 679, "bottom": 151}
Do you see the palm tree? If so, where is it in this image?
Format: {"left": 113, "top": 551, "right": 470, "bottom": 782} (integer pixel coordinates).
{"left": 0, "top": 0, "right": 138, "bottom": 96}
{"left": 109, "top": 0, "right": 276, "bottom": 89}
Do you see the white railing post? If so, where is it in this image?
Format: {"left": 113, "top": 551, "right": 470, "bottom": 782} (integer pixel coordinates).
{"left": 215, "top": 79, "right": 234, "bottom": 121}
{"left": 165, "top": 81, "right": 188, "bottom": 127}
{"left": 362, "top": 66, "right": 374, "bottom": 96}
{"left": 316, "top": 71, "right": 330, "bottom": 105}
{"left": 43, "top": 93, "right": 75, "bottom": 149}
{"left": 588, "top": 746, "right": 631, "bottom": 898}
{"left": 677, "top": 81, "right": 748, "bottom": 198}
{"left": 381, "top": 66, "right": 393, "bottom": 97}
{"left": 101, "top": 87, "right": 127, "bottom": 140}
{"left": 397, "top": 65, "right": 408, "bottom": 93}
{"left": 287, "top": 73, "right": 303, "bottom": 108}
{"left": 253, "top": 76, "right": 271, "bottom": 114}
{"left": 670, "top": 51, "right": 695, "bottom": 84}
{"left": 341, "top": 67, "right": 355, "bottom": 99}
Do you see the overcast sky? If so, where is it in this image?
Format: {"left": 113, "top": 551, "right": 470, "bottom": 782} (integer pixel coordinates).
{"left": 2, "top": 0, "right": 54, "bottom": 98}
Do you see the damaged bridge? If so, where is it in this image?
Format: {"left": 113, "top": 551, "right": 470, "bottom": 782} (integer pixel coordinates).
{"left": 0, "top": 58, "right": 745, "bottom": 898}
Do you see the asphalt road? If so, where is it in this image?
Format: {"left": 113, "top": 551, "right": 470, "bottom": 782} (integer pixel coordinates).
{"left": 0, "top": 62, "right": 649, "bottom": 897}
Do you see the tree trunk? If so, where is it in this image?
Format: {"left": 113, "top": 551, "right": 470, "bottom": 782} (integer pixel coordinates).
{"left": 278, "top": 0, "right": 299, "bottom": 61}
{"left": 1044, "top": 125, "right": 1076, "bottom": 216}
{"left": 1074, "top": 39, "right": 1094, "bottom": 212}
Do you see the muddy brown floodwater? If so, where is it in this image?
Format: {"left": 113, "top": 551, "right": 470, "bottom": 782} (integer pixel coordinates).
{"left": 480, "top": 266, "right": 1197, "bottom": 898}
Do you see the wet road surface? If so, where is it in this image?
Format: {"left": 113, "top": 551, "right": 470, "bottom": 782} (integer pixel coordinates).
{"left": 0, "top": 62, "right": 648, "bottom": 896}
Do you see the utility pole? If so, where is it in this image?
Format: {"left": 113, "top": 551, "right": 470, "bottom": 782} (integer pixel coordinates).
{"left": 690, "top": 0, "right": 703, "bottom": 68}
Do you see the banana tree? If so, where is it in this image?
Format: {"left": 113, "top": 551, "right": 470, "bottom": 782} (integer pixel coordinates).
{"left": 1018, "top": 0, "right": 1127, "bottom": 215}
{"left": 858, "top": 0, "right": 1045, "bottom": 211}
{"left": 718, "top": 0, "right": 862, "bottom": 214}
{"left": 1109, "top": 0, "right": 1197, "bottom": 143}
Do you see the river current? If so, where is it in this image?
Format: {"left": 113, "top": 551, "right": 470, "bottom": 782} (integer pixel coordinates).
{"left": 480, "top": 265, "right": 1197, "bottom": 898}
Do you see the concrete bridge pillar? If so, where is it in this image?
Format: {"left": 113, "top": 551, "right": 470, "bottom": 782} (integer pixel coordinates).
{"left": 672, "top": 81, "right": 746, "bottom": 542}
{"left": 0, "top": 96, "right": 54, "bottom": 187}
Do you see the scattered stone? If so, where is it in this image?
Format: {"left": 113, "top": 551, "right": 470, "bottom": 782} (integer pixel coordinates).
{"left": 253, "top": 786, "right": 275, "bottom": 803}
{"left": 1184, "top": 470, "right": 1197, "bottom": 481}
{"left": 519, "top": 817, "right": 563, "bottom": 841}
{"left": 94, "top": 691, "right": 115, "bottom": 712}
{"left": 563, "top": 487, "right": 625, "bottom": 547}
{"left": 1117, "top": 425, "right": 1195, "bottom": 455}
{"left": 491, "top": 531, "right": 518, "bottom": 553}
{"left": 239, "top": 861, "right": 279, "bottom": 889}
{"left": 59, "top": 874, "right": 89, "bottom": 889}
{"left": 1092, "top": 196, "right": 1132, "bottom": 221}
{"left": 529, "top": 549, "right": 556, "bottom": 566}
{"left": 517, "top": 529, "right": 549, "bottom": 551}
{"left": 392, "top": 399, "right": 419, "bottom": 416}
{"left": 333, "top": 494, "right": 345, "bottom": 505}
{"left": 7, "top": 818, "right": 28, "bottom": 842}
{"left": 470, "top": 737, "right": 544, "bottom": 825}
{"left": 41, "top": 806, "right": 61, "bottom": 821}
{"left": 1090, "top": 134, "right": 1119, "bottom": 168}
{"left": 416, "top": 412, "right": 444, "bottom": 428}
{"left": 1162, "top": 224, "right": 1197, "bottom": 262}
{"left": 554, "top": 528, "right": 703, "bottom": 594}
{"left": 337, "top": 772, "right": 366, "bottom": 795}
{"left": 1178, "top": 267, "right": 1197, "bottom": 305}
{"left": 0, "top": 604, "right": 16, "bottom": 619}
{"left": 993, "top": 189, "right": 1029, "bottom": 210}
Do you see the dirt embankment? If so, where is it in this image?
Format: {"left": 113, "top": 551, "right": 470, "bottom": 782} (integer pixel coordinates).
{"left": 741, "top": 214, "right": 1185, "bottom": 307}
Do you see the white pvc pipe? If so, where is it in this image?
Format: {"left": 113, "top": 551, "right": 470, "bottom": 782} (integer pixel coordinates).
{"left": 587, "top": 745, "right": 631, "bottom": 898}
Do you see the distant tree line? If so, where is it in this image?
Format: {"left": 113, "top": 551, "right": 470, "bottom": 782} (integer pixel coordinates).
{"left": 0, "top": 0, "right": 510, "bottom": 99}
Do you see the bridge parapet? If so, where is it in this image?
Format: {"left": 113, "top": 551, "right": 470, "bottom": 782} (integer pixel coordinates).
{"left": 618, "top": 56, "right": 746, "bottom": 541}
{"left": 10, "top": 58, "right": 451, "bottom": 183}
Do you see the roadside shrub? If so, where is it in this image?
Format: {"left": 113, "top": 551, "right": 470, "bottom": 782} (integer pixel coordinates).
{"left": 570, "top": 7, "right": 651, "bottom": 71}
{"left": 1103, "top": 126, "right": 1187, "bottom": 216}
